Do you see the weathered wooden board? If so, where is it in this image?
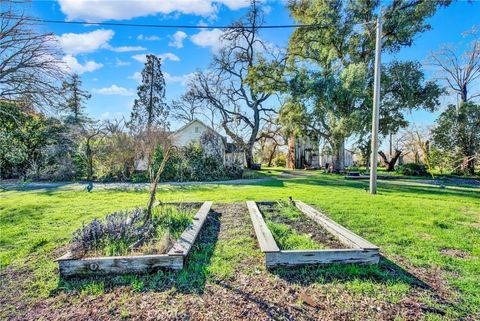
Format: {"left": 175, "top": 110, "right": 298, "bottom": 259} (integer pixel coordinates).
{"left": 58, "top": 254, "right": 183, "bottom": 276}
{"left": 294, "top": 200, "right": 378, "bottom": 250}
{"left": 266, "top": 249, "right": 379, "bottom": 267}
{"left": 247, "top": 201, "right": 280, "bottom": 253}
{"left": 168, "top": 201, "right": 213, "bottom": 256}
{"left": 57, "top": 201, "right": 212, "bottom": 277}
{"left": 248, "top": 200, "right": 380, "bottom": 268}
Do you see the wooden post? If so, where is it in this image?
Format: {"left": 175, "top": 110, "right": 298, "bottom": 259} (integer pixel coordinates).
{"left": 369, "top": 12, "right": 382, "bottom": 194}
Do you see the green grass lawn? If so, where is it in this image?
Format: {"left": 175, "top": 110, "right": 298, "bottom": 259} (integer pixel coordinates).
{"left": 1, "top": 170, "right": 479, "bottom": 320}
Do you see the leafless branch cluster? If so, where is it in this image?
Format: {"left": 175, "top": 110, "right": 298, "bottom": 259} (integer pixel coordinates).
{"left": 429, "top": 27, "right": 480, "bottom": 103}
{"left": 187, "top": 2, "right": 285, "bottom": 167}
{"left": 0, "top": 2, "right": 66, "bottom": 110}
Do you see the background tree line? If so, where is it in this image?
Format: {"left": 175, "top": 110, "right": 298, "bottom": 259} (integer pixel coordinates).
{"left": 1, "top": 0, "right": 479, "bottom": 181}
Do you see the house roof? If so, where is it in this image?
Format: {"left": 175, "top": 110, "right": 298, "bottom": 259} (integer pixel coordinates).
{"left": 169, "top": 119, "right": 225, "bottom": 140}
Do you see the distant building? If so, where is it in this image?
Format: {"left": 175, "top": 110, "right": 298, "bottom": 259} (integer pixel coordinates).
{"left": 134, "top": 119, "right": 244, "bottom": 171}
{"left": 289, "top": 137, "right": 320, "bottom": 169}
{"left": 319, "top": 148, "right": 355, "bottom": 168}
{"left": 169, "top": 119, "right": 244, "bottom": 166}
{"left": 288, "top": 136, "right": 356, "bottom": 170}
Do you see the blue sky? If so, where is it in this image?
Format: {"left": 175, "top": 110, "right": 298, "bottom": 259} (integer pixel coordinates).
{"left": 26, "top": 0, "right": 479, "bottom": 131}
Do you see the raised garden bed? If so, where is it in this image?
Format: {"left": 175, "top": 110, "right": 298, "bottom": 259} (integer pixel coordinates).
{"left": 56, "top": 201, "right": 213, "bottom": 277}
{"left": 247, "top": 200, "right": 379, "bottom": 268}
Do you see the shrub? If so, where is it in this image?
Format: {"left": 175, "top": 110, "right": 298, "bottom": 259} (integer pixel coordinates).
{"left": 397, "top": 163, "right": 428, "bottom": 176}
{"left": 272, "top": 153, "right": 286, "bottom": 167}
{"left": 346, "top": 166, "right": 360, "bottom": 172}
{"left": 149, "top": 143, "right": 243, "bottom": 182}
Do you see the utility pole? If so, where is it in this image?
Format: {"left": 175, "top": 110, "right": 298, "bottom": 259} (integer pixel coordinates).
{"left": 369, "top": 12, "right": 382, "bottom": 194}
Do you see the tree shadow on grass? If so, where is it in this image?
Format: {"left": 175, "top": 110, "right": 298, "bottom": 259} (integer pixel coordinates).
{"left": 270, "top": 256, "right": 450, "bottom": 306}
{"left": 283, "top": 175, "right": 480, "bottom": 200}
{"left": 52, "top": 209, "right": 221, "bottom": 296}
{"left": 378, "top": 183, "right": 480, "bottom": 200}
{"left": 206, "top": 255, "right": 452, "bottom": 319}
{"left": 211, "top": 279, "right": 304, "bottom": 320}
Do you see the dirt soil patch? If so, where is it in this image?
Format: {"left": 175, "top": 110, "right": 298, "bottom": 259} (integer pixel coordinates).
{"left": 440, "top": 248, "right": 470, "bottom": 259}
{"left": 258, "top": 201, "right": 346, "bottom": 249}
{"left": 0, "top": 203, "right": 465, "bottom": 320}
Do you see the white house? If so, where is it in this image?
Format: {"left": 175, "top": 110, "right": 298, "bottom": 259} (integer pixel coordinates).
{"left": 170, "top": 119, "right": 225, "bottom": 155}
{"left": 169, "top": 119, "right": 244, "bottom": 165}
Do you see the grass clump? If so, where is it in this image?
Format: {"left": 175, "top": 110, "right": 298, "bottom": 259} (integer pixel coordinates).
{"left": 261, "top": 200, "right": 324, "bottom": 250}
{"left": 266, "top": 221, "right": 324, "bottom": 250}
{"left": 274, "top": 200, "right": 303, "bottom": 220}
{"left": 70, "top": 204, "right": 195, "bottom": 257}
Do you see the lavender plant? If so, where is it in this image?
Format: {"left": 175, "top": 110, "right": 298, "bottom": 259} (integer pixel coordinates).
{"left": 70, "top": 205, "right": 195, "bottom": 257}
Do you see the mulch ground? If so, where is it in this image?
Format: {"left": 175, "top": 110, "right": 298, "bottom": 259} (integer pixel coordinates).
{"left": 0, "top": 203, "right": 465, "bottom": 320}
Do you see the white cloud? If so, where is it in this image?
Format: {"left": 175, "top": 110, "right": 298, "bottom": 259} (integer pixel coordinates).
{"left": 164, "top": 72, "right": 195, "bottom": 85}
{"left": 159, "top": 53, "right": 180, "bottom": 61}
{"left": 138, "top": 34, "right": 161, "bottom": 41}
{"left": 218, "top": 0, "right": 250, "bottom": 10}
{"left": 58, "top": 0, "right": 250, "bottom": 22}
{"left": 107, "top": 45, "right": 146, "bottom": 52}
{"left": 262, "top": 5, "right": 272, "bottom": 15}
{"left": 115, "top": 58, "right": 130, "bottom": 67}
{"left": 128, "top": 71, "right": 142, "bottom": 82}
{"left": 132, "top": 54, "right": 147, "bottom": 63}
{"left": 62, "top": 55, "right": 103, "bottom": 74}
{"left": 93, "top": 85, "right": 134, "bottom": 96}
{"left": 169, "top": 31, "right": 187, "bottom": 48}
{"left": 190, "top": 29, "right": 223, "bottom": 51}
{"left": 58, "top": 29, "right": 114, "bottom": 55}
{"left": 58, "top": 29, "right": 146, "bottom": 55}
{"left": 100, "top": 112, "right": 111, "bottom": 119}
{"left": 132, "top": 53, "right": 180, "bottom": 63}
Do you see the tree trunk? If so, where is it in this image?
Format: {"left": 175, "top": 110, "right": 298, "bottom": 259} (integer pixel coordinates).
{"left": 332, "top": 139, "right": 345, "bottom": 171}
{"left": 378, "top": 150, "right": 402, "bottom": 172}
{"left": 267, "top": 143, "right": 277, "bottom": 167}
{"left": 146, "top": 146, "right": 173, "bottom": 223}
{"left": 466, "top": 155, "right": 475, "bottom": 176}
{"left": 245, "top": 145, "right": 254, "bottom": 169}
{"left": 287, "top": 134, "right": 295, "bottom": 169}
{"left": 86, "top": 140, "right": 93, "bottom": 180}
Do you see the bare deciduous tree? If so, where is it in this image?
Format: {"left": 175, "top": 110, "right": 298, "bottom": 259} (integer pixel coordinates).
{"left": 170, "top": 89, "right": 219, "bottom": 129}
{"left": 429, "top": 28, "right": 480, "bottom": 104}
{"left": 0, "top": 2, "right": 65, "bottom": 112}
{"left": 188, "top": 2, "right": 283, "bottom": 168}
{"left": 256, "top": 117, "right": 284, "bottom": 167}
{"left": 170, "top": 91, "right": 199, "bottom": 124}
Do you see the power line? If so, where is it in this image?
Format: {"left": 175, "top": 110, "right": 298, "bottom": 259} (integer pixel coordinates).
{"left": 6, "top": 15, "right": 374, "bottom": 30}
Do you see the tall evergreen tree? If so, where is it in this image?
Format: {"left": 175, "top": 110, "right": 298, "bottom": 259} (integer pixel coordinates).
{"left": 130, "top": 54, "right": 169, "bottom": 130}
{"left": 60, "top": 73, "right": 91, "bottom": 126}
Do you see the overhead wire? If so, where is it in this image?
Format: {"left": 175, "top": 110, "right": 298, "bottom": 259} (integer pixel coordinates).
{"left": 5, "top": 15, "right": 373, "bottom": 30}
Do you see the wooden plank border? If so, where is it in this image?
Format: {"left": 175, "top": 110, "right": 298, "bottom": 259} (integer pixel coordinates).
{"left": 247, "top": 201, "right": 379, "bottom": 268}
{"left": 168, "top": 201, "right": 213, "bottom": 256}
{"left": 56, "top": 201, "right": 213, "bottom": 277}
{"left": 266, "top": 249, "right": 379, "bottom": 267}
{"left": 293, "top": 200, "right": 378, "bottom": 250}
{"left": 247, "top": 201, "right": 280, "bottom": 253}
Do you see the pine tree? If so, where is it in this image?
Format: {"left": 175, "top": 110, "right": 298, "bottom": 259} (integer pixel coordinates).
{"left": 60, "top": 73, "right": 91, "bottom": 126}
{"left": 130, "top": 54, "right": 169, "bottom": 130}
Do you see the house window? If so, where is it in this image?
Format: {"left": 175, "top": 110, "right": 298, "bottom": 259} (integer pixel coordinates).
{"left": 195, "top": 126, "right": 199, "bottom": 133}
